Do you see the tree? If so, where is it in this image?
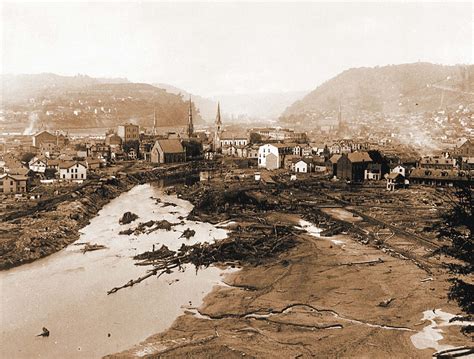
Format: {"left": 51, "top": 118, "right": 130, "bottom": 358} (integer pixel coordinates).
{"left": 249, "top": 132, "right": 262, "bottom": 144}
{"left": 44, "top": 168, "right": 57, "bottom": 180}
{"left": 123, "top": 140, "right": 140, "bottom": 156}
{"left": 21, "top": 152, "right": 36, "bottom": 164}
{"left": 435, "top": 180, "right": 473, "bottom": 318}
{"left": 182, "top": 140, "right": 202, "bottom": 160}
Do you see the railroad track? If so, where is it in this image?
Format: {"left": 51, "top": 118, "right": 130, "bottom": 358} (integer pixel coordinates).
{"left": 323, "top": 193, "right": 441, "bottom": 251}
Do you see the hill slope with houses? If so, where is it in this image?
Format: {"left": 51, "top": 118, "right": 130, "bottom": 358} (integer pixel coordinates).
{"left": 280, "top": 63, "right": 474, "bottom": 124}
{"left": 0, "top": 74, "right": 203, "bottom": 134}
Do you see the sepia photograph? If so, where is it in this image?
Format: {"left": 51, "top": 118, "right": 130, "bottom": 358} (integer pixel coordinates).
{"left": 0, "top": 1, "right": 473, "bottom": 358}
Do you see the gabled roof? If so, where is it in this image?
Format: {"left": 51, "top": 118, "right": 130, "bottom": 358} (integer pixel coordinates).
{"left": 8, "top": 167, "right": 29, "bottom": 176}
{"left": 347, "top": 152, "right": 372, "bottom": 163}
{"left": 59, "top": 161, "right": 87, "bottom": 169}
{"left": 220, "top": 132, "right": 248, "bottom": 140}
{"left": 34, "top": 130, "right": 56, "bottom": 138}
{"left": 155, "top": 139, "right": 184, "bottom": 153}
{"left": 86, "top": 157, "right": 101, "bottom": 164}
{"left": 30, "top": 157, "right": 47, "bottom": 165}
{"left": 0, "top": 173, "right": 27, "bottom": 181}
{"left": 387, "top": 172, "right": 404, "bottom": 180}
{"left": 47, "top": 159, "right": 60, "bottom": 166}
{"left": 293, "top": 158, "right": 313, "bottom": 165}
{"left": 328, "top": 154, "right": 341, "bottom": 164}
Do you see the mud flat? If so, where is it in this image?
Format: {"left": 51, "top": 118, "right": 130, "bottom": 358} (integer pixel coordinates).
{"left": 108, "top": 181, "right": 472, "bottom": 358}
{"left": 110, "top": 227, "right": 471, "bottom": 358}
{"left": 0, "top": 183, "right": 231, "bottom": 358}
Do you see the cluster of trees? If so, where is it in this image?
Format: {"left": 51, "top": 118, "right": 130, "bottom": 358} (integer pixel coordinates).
{"left": 436, "top": 180, "right": 473, "bottom": 330}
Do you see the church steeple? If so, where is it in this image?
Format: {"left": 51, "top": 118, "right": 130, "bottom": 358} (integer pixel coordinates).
{"left": 216, "top": 102, "right": 222, "bottom": 127}
{"left": 153, "top": 107, "right": 157, "bottom": 135}
{"left": 214, "top": 102, "right": 222, "bottom": 150}
{"left": 187, "top": 96, "right": 194, "bottom": 138}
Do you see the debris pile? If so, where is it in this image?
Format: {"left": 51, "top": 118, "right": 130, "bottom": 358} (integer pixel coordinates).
{"left": 108, "top": 221, "right": 300, "bottom": 294}
{"left": 119, "top": 212, "right": 139, "bottom": 225}
{"left": 119, "top": 220, "right": 178, "bottom": 236}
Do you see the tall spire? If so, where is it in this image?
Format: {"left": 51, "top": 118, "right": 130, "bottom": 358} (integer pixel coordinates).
{"left": 214, "top": 102, "right": 222, "bottom": 150}
{"left": 215, "top": 102, "right": 222, "bottom": 126}
{"left": 187, "top": 96, "right": 194, "bottom": 138}
{"left": 153, "top": 107, "right": 157, "bottom": 135}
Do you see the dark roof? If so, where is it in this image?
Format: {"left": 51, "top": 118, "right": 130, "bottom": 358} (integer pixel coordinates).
{"left": 156, "top": 139, "right": 184, "bottom": 153}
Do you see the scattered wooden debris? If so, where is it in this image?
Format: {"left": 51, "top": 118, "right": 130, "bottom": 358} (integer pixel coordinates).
{"left": 119, "top": 212, "right": 139, "bottom": 225}
{"left": 180, "top": 228, "right": 196, "bottom": 240}
{"left": 341, "top": 258, "right": 384, "bottom": 266}
{"left": 162, "top": 202, "right": 178, "bottom": 208}
{"left": 81, "top": 243, "right": 107, "bottom": 253}
{"left": 378, "top": 298, "right": 395, "bottom": 307}
{"left": 36, "top": 327, "right": 50, "bottom": 337}
{"left": 433, "top": 346, "right": 474, "bottom": 358}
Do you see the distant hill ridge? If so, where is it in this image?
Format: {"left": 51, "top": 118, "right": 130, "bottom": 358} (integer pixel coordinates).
{"left": 282, "top": 62, "right": 474, "bottom": 119}
{"left": 0, "top": 74, "right": 202, "bottom": 130}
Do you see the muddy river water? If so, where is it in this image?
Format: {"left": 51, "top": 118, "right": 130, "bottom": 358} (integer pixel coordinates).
{"left": 0, "top": 183, "right": 230, "bottom": 358}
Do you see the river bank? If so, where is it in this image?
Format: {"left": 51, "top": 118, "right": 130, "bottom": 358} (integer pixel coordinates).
{"left": 0, "top": 161, "right": 216, "bottom": 270}
{"left": 108, "top": 177, "right": 472, "bottom": 358}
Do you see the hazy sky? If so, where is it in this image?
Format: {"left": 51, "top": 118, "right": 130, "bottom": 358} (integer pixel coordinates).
{"left": 1, "top": 1, "right": 472, "bottom": 96}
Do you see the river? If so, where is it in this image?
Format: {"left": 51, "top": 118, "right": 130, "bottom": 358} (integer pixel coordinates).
{"left": 0, "top": 183, "right": 229, "bottom": 358}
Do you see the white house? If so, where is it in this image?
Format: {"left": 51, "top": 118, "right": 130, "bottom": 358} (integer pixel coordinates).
{"left": 292, "top": 159, "right": 313, "bottom": 173}
{"left": 28, "top": 157, "right": 47, "bottom": 173}
{"left": 59, "top": 161, "right": 87, "bottom": 181}
{"left": 258, "top": 144, "right": 282, "bottom": 170}
{"left": 391, "top": 165, "right": 407, "bottom": 178}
